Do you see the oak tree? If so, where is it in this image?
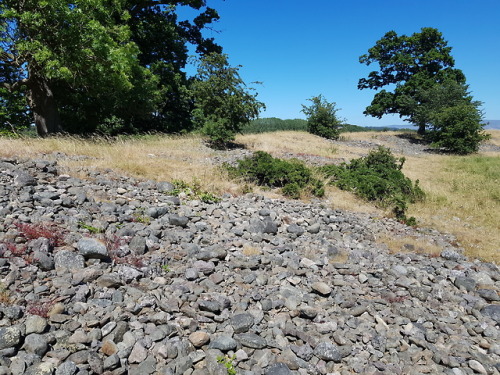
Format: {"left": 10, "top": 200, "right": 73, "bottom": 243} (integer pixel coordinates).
{"left": 358, "top": 27, "right": 467, "bottom": 134}
{"left": 0, "top": 0, "right": 223, "bottom": 136}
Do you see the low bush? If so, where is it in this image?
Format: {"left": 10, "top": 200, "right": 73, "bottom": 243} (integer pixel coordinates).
{"left": 320, "top": 146, "right": 424, "bottom": 222}
{"left": 227, "top": 151, "right": 324, "bottom": 199}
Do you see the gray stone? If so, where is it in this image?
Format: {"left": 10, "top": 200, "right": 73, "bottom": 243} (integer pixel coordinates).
{"left": 77, "top": 238, "right": 109, "bottom": 259}
{"left": 230, "top": 313, "right": 254, "bottom": 333}
{"left": 313, "top": 342, "right": 342, "bottom": 362}
{"left": 169, "top": 214, "right": 189, "bottom": 227}
{"left": 23, "top": 333, "right": 49, "bottom": 356}
{"left": 234, "top": 333, "right": 267, "bottom": 349}
{"left": 286, "top": 224, "right": 304, "bottom": 235}
{"left": 96, "top": 273, "right": 123, "bottom": 288}
{"left": 0, "top": 326, "right": 21, "bottom": 350}
{"left": 468, "top": 360, "right": 487, "bottom": 374}
{"left": 25, "top": 363, "right": 55, "bottom": 375}
{"left": 32, "top": 251, "right": 55, "bottom": 271}
{"left": 54, "top": 250, "right": 85, "bottom": 270}
{"left": 454, "top": 276, "right": 476, "bottom": 292}
{"left": 14, "top": 171, "right": 36, "bottom": 186}
{"left": 157, "top": 181, "right": 175, "bottom": 193}
{"left": 441, "top": 249, "right": 463, "bottom": 261}
{"left": 265, "top": 363, "right": 292, "bottom": 375}
{"left": 208, "top": 336, "right": 237, "bottom": 351}
{"left": 481, "top": 304, "right": 500, "bottom": 323}
{"left": 262, "top": 220, "right": 278, "bottom": 234}
{"left": 477, "top": 289, "right": 500, "bottom": 301}
{"left": 55, "top": 361, "right": 78, "bottom": 375}
{"left": 185, "top": 268, "right": 199, "bottom": 280}
{"left": 130, "top": 355, "right": 156, "bottom": 375}
{"left": 103, "top": 354, "right": 120, "bottom": 371}
{"left": 87, "top": 351, "right": 104, "bottom": 374}
{"left": 129, "top": 236, "right": 147, "bottom": 255}
{"left": 198, "top": 300, "right": 221, "bottom": 314}
{"left": 25, "top": 315, "right": 48, "bottom": 335}
{"left": 129, "top": 342, "right": 148, "bottom": 363}
{"left": 311, "top": 282, "right": 332, "bottom": 296}
{"left": 189, "top": 332, "right": 210, "bottom": 348}
{"left": 349, "top": 305, "right": 368, "bottom": 317}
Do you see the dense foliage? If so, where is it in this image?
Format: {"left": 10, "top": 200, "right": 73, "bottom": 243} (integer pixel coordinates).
{"left": 0, "top": 0, "right": 263, "bottom": 137}
{"left": 358, "top": 27, "right": 487, "bottom": 154}
{"left": 301, "top": 95, "right": 344, "bottom": 139}
{"left": 427, "top": 103, "right": 489, "bottom": 154}
{"left": 242, "top": 118, "right": 308, "bottom": 134}
{"left": 227, "top": 151, "right": 324, "bottom": 199}
{"left": 320, "top": 147, "right": 424, "bottom": 222}
{"left": 191, "top": 53, "right": 265, "bottom": 147}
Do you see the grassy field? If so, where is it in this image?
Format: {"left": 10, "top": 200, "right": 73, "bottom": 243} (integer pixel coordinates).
{"left": 0, "top": 130, "right": 498, "bottom": 263}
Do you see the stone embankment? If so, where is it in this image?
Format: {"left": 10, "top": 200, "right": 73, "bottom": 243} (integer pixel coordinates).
{"left": 0, "top": 157, "right": 498, "bottom": 375}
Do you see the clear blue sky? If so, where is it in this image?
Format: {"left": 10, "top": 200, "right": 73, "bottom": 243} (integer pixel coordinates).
{"left": 181, "top": 0, "right": 500, "bottom": 126}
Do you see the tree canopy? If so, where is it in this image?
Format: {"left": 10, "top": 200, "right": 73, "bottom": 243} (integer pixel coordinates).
{"left": 191, "top": 52, "right": 265, "bottom": 147}
{"left": 358, "top": 27, "right": 468, "bottom": 134}
{"left": 0, "top": 0, "right": 231, "bottom": 136}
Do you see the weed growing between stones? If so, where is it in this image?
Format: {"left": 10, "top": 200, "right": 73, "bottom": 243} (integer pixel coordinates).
{"left": 172, "top": 179, "right": 221, "bottom": 203}
{"left": 26, "top": 299, "right": 57, "bottom": 318}
{"left": 104, "top": 234, "right": 145, "bottom": 268}
{"left": 217, "top": 355, "right": 237, "bottom": 375}
{"left": 78, "top": 221, "right": 103, "bottom": 234}
{"left": 14, "top": 222, "right": 66, "bottom": 247}
{"left": 226, "top": 151, "right": 324, "bottom": 199}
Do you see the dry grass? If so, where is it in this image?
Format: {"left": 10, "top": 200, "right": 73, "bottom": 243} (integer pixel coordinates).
{"left": 377, "top": 234, "right": 444, "bottom": 257}
{"left": 0, "top": 283, "right": 11, "bottom": 304}
{"left": 0, "top": 134, "right": 238, "bottom": 195}
{"left": 486, "top": 129, "right": 500, "bottom": 146}
{"left": 236, "top": 131, "right": 338, "bottom": 158}
{"left": 1, "top": 129, "right": 499, "bottom": 263}
{"left": 242, "top": 244, "right": 262, "bottom": 256}
{"left": 404, "top": 153, "right": 499, "bottom": 262}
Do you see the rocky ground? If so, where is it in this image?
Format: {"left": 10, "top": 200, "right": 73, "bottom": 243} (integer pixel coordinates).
{"left": 0, "top": 154, "right": 499, "bottom": 375}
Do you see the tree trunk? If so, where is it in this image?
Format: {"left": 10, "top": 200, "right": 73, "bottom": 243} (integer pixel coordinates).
{"left": 417, "top": 123, "right": 426, "bottom": 135}
{"left": 26, "top": 75, "right": 61, "bottom": 137}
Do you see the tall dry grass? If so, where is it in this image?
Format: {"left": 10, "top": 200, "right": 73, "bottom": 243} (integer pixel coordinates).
{"left": 0, "top": 134, "right": 239, "bottom": 195}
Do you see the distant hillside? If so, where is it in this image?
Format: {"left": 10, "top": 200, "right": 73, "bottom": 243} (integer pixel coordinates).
{"left": 244, "top": 118, "right": 499, "bottom": 134}
{"left": 484, "top": 120, "right": 500, "bottom": 130}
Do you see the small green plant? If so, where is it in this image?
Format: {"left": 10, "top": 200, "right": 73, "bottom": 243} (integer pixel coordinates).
{"left": 320, "top": 146, "right": 424, "bottom": 223}
{"left": 78, "top": 222, "right": 103, "bottom": 234}
{"left": 171, "top": 179, "right": 221, "bottom": 203}
{"left": 132, "top": 208, "right": 151, "bottom": 224}
{"left": 161, "top": 264, "right": 171, "bottom": 273}
{"left": 227, "top": 151, "right": 324, "bottom": 199}
{"left": 217, "top": 355, "right": 237, "bottom": 375}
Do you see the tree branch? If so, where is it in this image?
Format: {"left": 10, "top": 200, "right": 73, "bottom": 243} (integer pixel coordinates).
{"left": 2, "top": 78, "right": 29, "bottom": 92}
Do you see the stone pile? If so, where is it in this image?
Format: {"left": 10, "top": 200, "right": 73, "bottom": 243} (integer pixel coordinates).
{"left": 0, "top": 157, "right": 499, "bottom": 375}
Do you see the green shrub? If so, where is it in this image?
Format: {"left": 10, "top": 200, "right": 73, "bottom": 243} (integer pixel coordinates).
{"left": 171, "top": 179, "right": 221, "bottom": 203}
{"left": 426, "top": 103, "right": 490, "bottom": 154}
{"left": 320, "top": 146, "right": 424, "bottom": 222}
{"left": 227, "top": 151, "right": 324, "bottom": 199}
{"left": 301, "top": 95, "right": 344, "bottom": 140}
